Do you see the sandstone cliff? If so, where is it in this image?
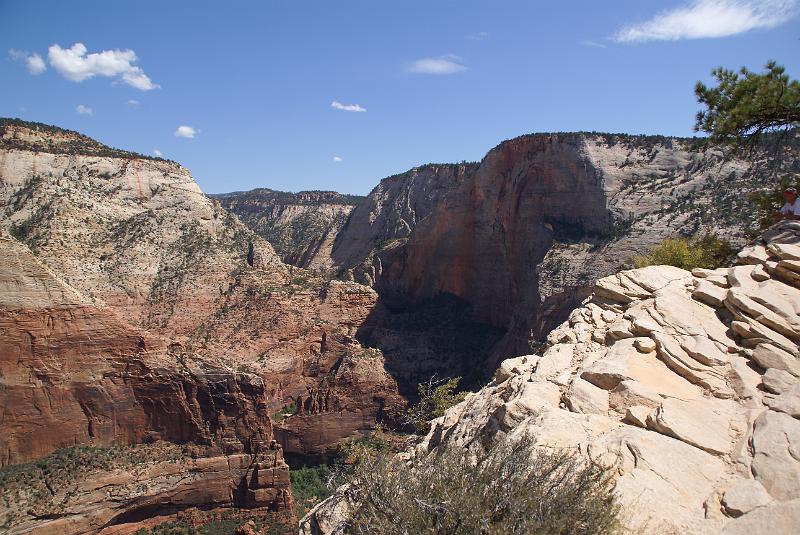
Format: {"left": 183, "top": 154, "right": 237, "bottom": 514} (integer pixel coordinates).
{"left": 302, "top": 220, "right": 800, "bottom": 534}
{"left": 226, "top": 134, "right": 798, "bottom": 377}
{"left": 0, "top": 234, "right": 296, "bottom": 533}
{"left": 213, "top": 189, "right": 364, "bottom": 271}
{"left": 0, "top": 119, "right": 406, "bottom": 461}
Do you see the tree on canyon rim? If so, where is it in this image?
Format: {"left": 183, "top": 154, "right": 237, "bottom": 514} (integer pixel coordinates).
{"left": 694, "top": 60, "right": 799, "bottom": 151}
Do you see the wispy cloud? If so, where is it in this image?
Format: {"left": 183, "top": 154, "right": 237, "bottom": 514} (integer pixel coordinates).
{"left": 153, "top": 148, "right": 163, "bottom": 157}
{"left": 8, "top": 49, "right": 46, "bottom": 75}
{"left": 331, "top": 100, "right": 366, "bottom": 112}
{"left": 333, "top": 155, "right": 343, "bottom": 162}
{"left": 467, "top": 31, "right": 489, "bottom": 41}
{"left": 174, "top": 125, "right": 197, "bottom": 138}
{"left": 47, "top": 43, "right": 159, "bottom": 90}
{"left": 407, "top": 55, "right": 467, "bottom": 75}
{"left": 127, "top": 99, "right": 140, "bottom": 106}
{"left": 580, "top": 40, "right": 608, "bottom": 48}
{"left": 614, "top": 0, "right": 799, "bottom": 43}
{"left": 75, "top": 104, "right": 93, "bottom": 115}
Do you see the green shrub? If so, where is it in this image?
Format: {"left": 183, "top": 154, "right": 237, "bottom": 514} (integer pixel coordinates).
{"left": 271, "top": 402, "right": 298, "bottom": 421}
{"left": 403, "top": 377, "right": 467, "bottom": 433}
{"left": 336, "top": 426, "right": 393, "bottom": 465}
{"left": 633, "top": 233, "right": 733, "bottom": 270}
{"left": 291, "top": 464, "right": 335, "bottom": 517}
{"left": 343, "top": 436, "right": 622, "bottom": 535}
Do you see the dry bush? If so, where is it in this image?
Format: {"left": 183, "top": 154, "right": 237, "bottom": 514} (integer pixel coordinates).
{"left": 341, "top": 436, "right": 622, "bottom": 535}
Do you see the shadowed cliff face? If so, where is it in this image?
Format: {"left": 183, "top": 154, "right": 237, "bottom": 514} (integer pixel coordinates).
{"left": 395, "top": 135, "right": 614, "bottom": 357}
{"left": 331, "top": 163, "right": 478, "bottom": 287}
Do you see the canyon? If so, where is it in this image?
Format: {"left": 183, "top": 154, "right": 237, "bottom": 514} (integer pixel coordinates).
{"left": 303, "top": 221, "right": 800, "bottom": 534}
{"left": 1, "top": 117, "right": 798, "bottom": 533}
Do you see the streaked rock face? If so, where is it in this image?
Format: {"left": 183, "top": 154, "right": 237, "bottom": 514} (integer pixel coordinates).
{"left": 213, "top": 189, "right": 364, "bottom": 271}
{"left": 302, "top": 221, "right": 800, "bottom": 534}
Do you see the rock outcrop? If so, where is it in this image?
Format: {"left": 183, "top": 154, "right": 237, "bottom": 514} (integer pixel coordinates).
{"left": 302, "top": 221, "right": 800, "bottom": 534}
{"left": 331, "top": 163, "right": 477, "bottom": 287}
{"left": 0, "top": 442, "right": 294, "bottom": 534}
{"left": 213, "top": 189, "right": 363, "bottom": 271}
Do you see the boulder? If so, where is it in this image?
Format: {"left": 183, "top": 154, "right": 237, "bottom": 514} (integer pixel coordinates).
{"left": 751, "top": 410, "right": 800, "bottom": 500}
{"left": 751, "top": 343, "right": 800, "bottom": 377}
{"left": 762, "top": 368, "right": 797, "bottom": 395}
{"left": 646, "top": 397, "right": 744, "bottom": 455}
{"left": 721, "top": 479, "right": 772, "bottom": 517}
{"left": 566, "top": 378, "right": 609, "bottom": 415}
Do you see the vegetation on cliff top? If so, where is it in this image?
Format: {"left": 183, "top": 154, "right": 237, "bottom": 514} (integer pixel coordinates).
{"left": 342, "top": 436, "right": 621, "bottom": 535}
{"left": 633, "top": 233, "right": 733, "bottom": 271}
{"left": 695, "top": 61, "right": 799, "bottom": 151}
{"left": 0, "top": 117, "right": 171, "bottom": 162}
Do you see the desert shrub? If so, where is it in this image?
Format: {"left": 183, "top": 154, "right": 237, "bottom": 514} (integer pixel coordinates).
{"left": 342, "top": 436, "right": 621, "bottom": 535}
{"left": 291, "top": 464, "right": 335, "bottom": 517}
{"left": 271, "top": 401, "right": 297, "bottom": 421}
{"left": 633, "top": 233, "right": 733, "bottom": 270}
{"left": 403, "top": 377, "right": 467, "bottom": 433}
{"left": 336, "top": 426, "right": 393, "bottom": 465}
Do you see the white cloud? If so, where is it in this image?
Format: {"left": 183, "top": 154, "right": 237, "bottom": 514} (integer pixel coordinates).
{"left": 407, "top": 55, "right": 467, "bottom": 75}
{"left": 581, "top": 40, "right": 608, "bottom": 48}
{"left": 614, "top": 0, "right": 799, "bottom": 43}
{"left": 174, "top": 125, "right": 197, "bottom": 138}
{"left": 468, "top": 31, "right": 489, "bottom": 41}
{"left": 8, "top": 49, "right": 46, "bottom": 75}
{"left": 331, "top": 100, "right": 366, "bottom": 112}
{"left": 127, "top": 99, "right": 140, "bottom": 106}
{"left": 75, "top": 104, "right": 93, "bottom": 115}
{"left": 47, "top": 43, "right": 159, "bottom": 90}
{"left": 153, "top": 148, "right": 163, "bottom": 157}
{"left": 333, "top": 155, "right": 343, "bottom": 162}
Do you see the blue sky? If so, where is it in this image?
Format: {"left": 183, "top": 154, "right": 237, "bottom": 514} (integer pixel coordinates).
{"left": 1, "top": 1, "right": 798, "bottom": 194}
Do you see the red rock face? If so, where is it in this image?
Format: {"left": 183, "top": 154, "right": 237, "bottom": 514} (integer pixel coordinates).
{"left": 0, "top": 121, "right": 407, "bottom": 464}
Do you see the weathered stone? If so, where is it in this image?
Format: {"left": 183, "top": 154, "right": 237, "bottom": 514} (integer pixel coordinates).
{"left": 582, "top": 339, "right": 699, "bottom": 399}
{"left": 767, "top": 242, "right": 800, "bottom": 261}
{"left": 624, "top": 405, "right": 651, "bottom": 428}
{"left": 494, "top": 355, "right": 537, "bottom": 383}
{"left": 762, "top": 368, "right": 797, "bottom": 395}
{"left": 737, "top": 244, "right": 771, "bottom": 266}
{"left": 647, "top": 397, "right": 743, "bottom": 455}
{"left": 765, "top": 384, "right": 800, "bottom": 418}
{"left": 634, "top": 337, "right": 656, "bottom": 353}
{"left": 566, "top": 378, "right": 609, "bottom": 414}
{"left": 751, "top": 410, "right": 800, "bottom": 500}
{"left": 693, "top": 280, "right": 728, "bottom": 307}
{"left": 535, "top": 344, "right": 574, "bottom": 378}
{"left": 606, "top": 318, "right": 635, "bottom": 340}
{"left": 751, "top": 263, "right": 770, "bottom": 282}
{"left": 721, "top": 479, "right": 772, "bottom": 517}
{"left": 609, "top": 379, "right": 663, "bottom": 411}
{"left": 751, "top": 343, "right": 800, "bottom": 377}
{"left": 722, "top": 499, "right": 800, "bottom": 535}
